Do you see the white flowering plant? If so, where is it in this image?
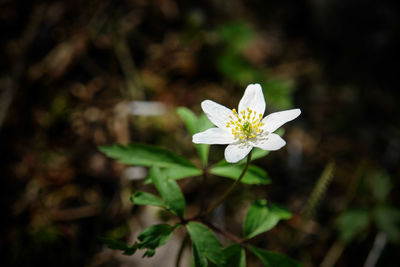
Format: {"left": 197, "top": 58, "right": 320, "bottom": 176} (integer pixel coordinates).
{"left": 99, "top": 84, "right": 302, "bottom": 266}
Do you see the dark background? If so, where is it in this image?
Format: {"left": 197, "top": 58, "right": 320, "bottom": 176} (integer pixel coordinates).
{"left": 1, "top": 0, "right": 399, "bottom": 266}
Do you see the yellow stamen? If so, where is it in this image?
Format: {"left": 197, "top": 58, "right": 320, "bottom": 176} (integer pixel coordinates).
{"left": 225, "top": 107, "right": 264, "bottom": 141}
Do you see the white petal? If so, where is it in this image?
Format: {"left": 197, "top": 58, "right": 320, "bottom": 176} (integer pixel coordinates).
{"left": 251, "top": 133, "right": 286, "bottom": 151}
{"left": 201, "top": 100, "right": 233, "bottom": 129}
{"left": 238, "top": 84, "right": 266, "bottom": 116}
{"left": 261, "top": 109, "right": 301, "bottom": 133}
{"left": 193, "top": 128, "right": 235, "bottom": 144}
{"left": 224, "top": 143, "right": 253, "bottom": 163}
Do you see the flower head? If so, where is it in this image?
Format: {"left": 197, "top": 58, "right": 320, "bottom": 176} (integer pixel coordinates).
{"left": 192, "top": 84, "right": 301, "bottom": 163}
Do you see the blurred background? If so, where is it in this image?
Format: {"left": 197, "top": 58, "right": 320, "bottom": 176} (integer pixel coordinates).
{"left": 1, "top": 0, "right": 399, "bottom": 266}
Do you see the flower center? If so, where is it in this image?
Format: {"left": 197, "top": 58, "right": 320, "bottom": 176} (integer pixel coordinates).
{"left": 226, "top": 107, "right": 264, "bottom": 140}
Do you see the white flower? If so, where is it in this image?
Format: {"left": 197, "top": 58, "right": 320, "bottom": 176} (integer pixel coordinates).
{"left": 192, "top": 84, "right": 301, "bottom": 163}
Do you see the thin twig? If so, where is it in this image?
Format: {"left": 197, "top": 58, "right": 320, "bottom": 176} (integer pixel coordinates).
{"left": 302, "top": 161, "right": 335, "bottom": 219}
{"left": 202, "top": 221, "right": 243, "bottom": 243}
{"left": 363, "top": 231, "right": 387, "bottom": 267}
{"left": 1, "top": 4, "right": 46, "bottom": 130}
{"left": 319, "top": 240, "right": 345, "bottom": 267}
{"left": 113, "top": 32, "right": 144, "bottom": 100}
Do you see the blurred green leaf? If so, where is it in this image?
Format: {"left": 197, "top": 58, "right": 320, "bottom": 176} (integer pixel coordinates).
{"left": 219, "top": 21, "right": 254, "bottom": 52}
{"left": 143, "top": 249, "right": 155, "bottom": 257}
{"left": 105, "top": 224, "right": 130, "bottom": 240}
{"left": 98, "top": 237, "right": 137, "bottom": 255}
{"left": 99, "top": 143, "right": 202, "bottom": 180}
{"left": 370, "top": 172, "right": 392, "bottom": 203}
{"left": 218, "top": 52, "right": 262, "bottom": 85}
{"left": 210, "top": 164, "right": 270, "bottom": 185}
{"left": 261, "top": 80, "right": 294, "bottom": 110}
{"left": 162, "top": 167, "right": 203, "bottom": 181}
{"left": 248, "top": 245, "right": 302, "bottom": 267}
{"left": 373, "top": 205, "right": 400, "bottom": 243}
{"left": 187, "top": 222, "right": 226, "bottom": 266}
{"left": 244, "top": 199, "right": 292, "bottom": 239}
{"left": 137, "top": 224, "right": 174, "bottom": 257}
{"left": 130, "top": 191, "right": 166, "bottom": 209}
{"left": 176, "top": 107, "right": 213, "bottom": 166}
{"left": 150, "top": 167, "right": 186, "bottom": 218}
{"left": 337, "top": 209, "right": 370, "bottom": 243}
{"left": 209, "top": 243, "right": 246, "bottom": 267}
{"left": 176, "top": 107, "right": 197, "bottom": 135}
{"left": 217, "top": 21, "right": 294, "bottom": 110}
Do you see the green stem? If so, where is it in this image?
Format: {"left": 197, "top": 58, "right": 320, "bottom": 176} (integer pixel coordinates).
{"left": 175, "top": 233, "right": 189, "bottom": 267}
{"left": 205, "top": 151, "right": 252, "bottom": 217}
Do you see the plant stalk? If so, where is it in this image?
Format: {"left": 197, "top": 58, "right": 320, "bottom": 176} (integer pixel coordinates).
{"left": 205, "top": 151, "right": 252, "bottom": 217}
{"left": 175, "top": 233, "right": 189, "bottom": 267}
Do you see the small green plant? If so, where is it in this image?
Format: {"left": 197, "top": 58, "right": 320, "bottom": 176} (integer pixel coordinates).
{"left": 99, "top": 84, "right": 302, "bottom": 266}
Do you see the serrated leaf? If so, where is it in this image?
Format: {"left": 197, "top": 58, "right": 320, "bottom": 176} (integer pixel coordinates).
{"left": 99, "top": 143, "right": 202, "bottom": 179}
{"left": 176, "top": 107, "right": 213, "bottom": 166}
{"left": 130, "top": 191, "right": 166, "bottom": 208}
{"left": 210, "top": 164, "right": 270, "bottom": 185}
{"left": 337, "top": 209, "right": 370, "bottom": 243}
{"left": 98, "top": 237, "right": 137, "bottom": 255}
{"left": 248, "top": 246, "right": 302, "bottom": 267}
{"left": 244, "top": 200, "right": 292, "bottom": 239}
{"left": 187, "top": 222, "right": 225, "bottom": 266}
{"left": 137, "top": 224, "right": 174, "bottom": 255}
{"left": 150, "top": 167, "right": 186, "bottom": 218}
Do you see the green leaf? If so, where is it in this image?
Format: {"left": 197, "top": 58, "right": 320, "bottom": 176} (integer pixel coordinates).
{"left": 219, "top": 21, "right": 254, "bottom": 52}
{"left": 218, "top": 52, "right": 262, "bottom": 86}
{"left": 373, "top": 205, "right": 400, "bottom": 243}
{"left": 369, "top": 172, "right": 392, "bottom": 203}
{"left": 163, "top": 166, "right": 202, "bottom": 180}
{"left": 137, "top": 224, "right": 174, "bottom": 257}
{"left": 130, "top": 191, "right": 166, "bottom": 209}
{"left": 143, "top": 167, "right": 200, "bottom": 184}
{"left": 337, "top": 209, "right": 370, "bottom": 243}
{"left": 98, "top": 237, "right": 137, "bottom": 255}
{"left": 99, "top": 143, "right": 202, "bottom": 180}
{"left": 261, "top": 79, "right": 294, "bottom": 110}
{"left": 220, "top": 244, "right": 246, "bottom": 267}
{"left": 193, "top": 243, "right": 208, "bottom": 267}
{"left": 244, "top": 200, "right": 292, "bottom": 239}
{"left": 176, "top": 107, "right": 198, "bottom": 135}
{"left": 150, "top": 167, "right": 186, "bottom": 218}
{"left": 187, "top": 222, "right": 225, "bottom": 266}
{"left": 176, "top": 107, "right": 213, "bottom": 166}
{"left": 210, "top": 164, "right": 270, "bottom": 185}
{"left": 143, "top": 249, "right": 155, "bottom": 258}
{"left": 248, "top": 245, "right": 302, "bottom": 267}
